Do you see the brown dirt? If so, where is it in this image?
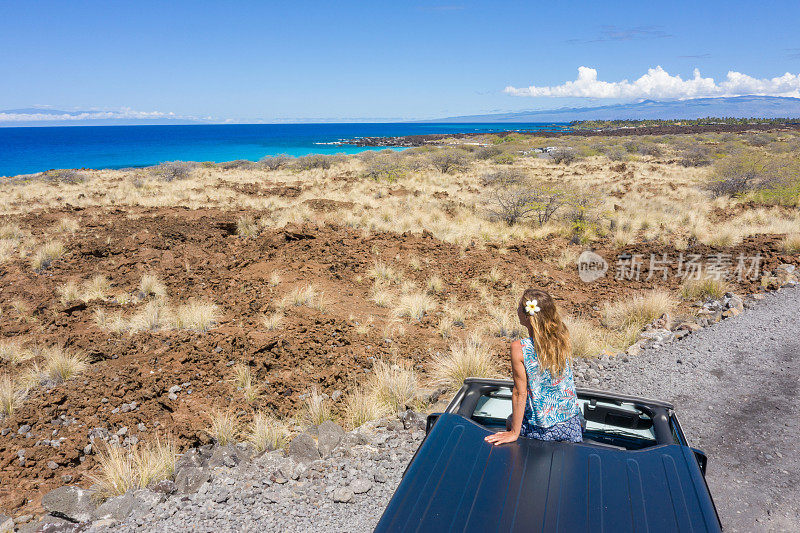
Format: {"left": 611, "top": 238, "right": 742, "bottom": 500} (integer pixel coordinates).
{"left": 0, "top": 206, "right": 796, "bottom": 516}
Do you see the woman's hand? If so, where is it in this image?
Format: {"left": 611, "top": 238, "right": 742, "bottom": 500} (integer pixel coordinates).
{"left": 484, "top": 430, "right": 519, "bottom": 446}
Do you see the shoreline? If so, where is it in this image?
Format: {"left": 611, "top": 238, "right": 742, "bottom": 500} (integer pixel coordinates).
{"left": 340, "top": 122, "right": 800, "bottom": 147}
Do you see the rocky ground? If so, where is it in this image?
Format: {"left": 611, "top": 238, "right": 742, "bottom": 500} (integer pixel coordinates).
{"left": 8, "top": 282, "right": 798, "bottom": 533}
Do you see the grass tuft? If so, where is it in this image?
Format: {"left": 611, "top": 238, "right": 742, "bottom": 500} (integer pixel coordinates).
{"left": 231, "top": 363, "right": 260, "bottom": 403}
{"left": 129, "top": 300, "right": 170, "bottom": 332}
{"left": 261, "top": 311, "right": 283, "bottom": 331}
{"left": 247, "top": 412, "right": 290, "bottom": 452}
{"left": 43, "top": 346, "right": 88, "bottom": 383}
{"left": 563, "top": 316, "right": 609, "bottom": 358}
{"left": 299, "top": 387, "right": 332, "bottom": 426}
{"left": 370, "top": 359, "right": 417, "bottom": 413}
{"left": 92, "top": 439, "right": 176, "bottom": 498}
{"left": 0, "top": 375, "right": 26, "bottom": 416}
{"left": 58, "top": 280, "right": 81, "bottom": 304}
{"left": 209, "top": 410, "right": 240, "bottom": 445}
{"left": 281, "top": 284, "right": 325, "bottom": 311}
{"left": 345, "top": 386, "right": 388, "bottom": 429}
{"left": 82, "top": 274, "right": 110, "bottom": 301}
{"left": 429, "top": 333, "right": 498, "bottom": 390}
{"left": 30, "top": 241, "right": 65, "bottom": 270}
{"left": 392, "top": 292, "right": 436, "bottom": 321}
{"left": 601, "top": 289, "right": 678, "bottom": 332}
{"left": 173, "top": 300, "right": 220, "bottom": 331}
{"left": 236, "top": 215, "right": 260, "bottom": 238}
{"left": 679, "top": 276, "right": 730, "bottom": 301}
{"left": 780, "top": 233, "right": 800, "bottom": 253}
{"left": 139, "top": 274, "right": 167, "bottom": 299}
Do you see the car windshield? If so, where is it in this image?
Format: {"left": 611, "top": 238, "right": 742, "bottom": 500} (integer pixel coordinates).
{"left": 471, "top": 386, "right": 658, "bottom": 447}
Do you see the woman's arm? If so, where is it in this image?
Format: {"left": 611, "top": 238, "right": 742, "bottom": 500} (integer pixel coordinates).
{"left": 485, "top": 340, "right": 527, "bottom": 446}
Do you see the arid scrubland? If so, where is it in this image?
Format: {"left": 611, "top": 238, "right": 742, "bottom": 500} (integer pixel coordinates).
{"left": 0, "top": 128, "right": 798, "bottom": 515}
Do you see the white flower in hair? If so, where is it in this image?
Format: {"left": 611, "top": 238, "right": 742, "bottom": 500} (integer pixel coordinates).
{"left": 525, "top": 299, "right": 540, "bottom": 315}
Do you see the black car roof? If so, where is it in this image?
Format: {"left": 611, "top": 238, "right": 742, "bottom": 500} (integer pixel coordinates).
{"left": 375, "top": 413, "right": 721, "bottom": 533}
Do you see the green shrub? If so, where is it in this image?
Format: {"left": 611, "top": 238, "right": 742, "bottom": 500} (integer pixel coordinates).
{"left": 475, "top": 145, "right": 502, "bottom": 160}
{"left": 39, "top": 169, "right": 88, "bottom": 184}
{"left": 259, "top": 154, "right": 291, "bottom": 171}
{"left": 362, "top": 154, "right": 408, "bottom": 182}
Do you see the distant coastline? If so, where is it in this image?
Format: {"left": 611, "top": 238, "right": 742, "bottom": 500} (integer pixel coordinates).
{"left": 341, "top": 121, "right": 800, "bottom": 148}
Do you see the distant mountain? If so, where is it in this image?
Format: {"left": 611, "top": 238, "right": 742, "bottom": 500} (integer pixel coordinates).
{"left": 425, "top": 96, "right": 800, "bottom": 123}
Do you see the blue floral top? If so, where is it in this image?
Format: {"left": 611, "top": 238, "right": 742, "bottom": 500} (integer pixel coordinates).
{"left": 520, "top": 337, "right": 580, "bottom": 428}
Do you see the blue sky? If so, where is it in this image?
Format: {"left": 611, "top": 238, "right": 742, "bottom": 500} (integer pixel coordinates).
{"left": 1, "top": 0, "right": 799, "bottom": 122}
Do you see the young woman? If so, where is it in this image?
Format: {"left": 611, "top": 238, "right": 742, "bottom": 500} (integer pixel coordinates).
{"left": 485, "top": 288, "right": 582, "bottom": 445}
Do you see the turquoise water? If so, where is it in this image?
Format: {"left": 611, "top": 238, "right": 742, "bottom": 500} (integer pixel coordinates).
{"left": 0, "top": 123, "right": 568, "bottom": 177}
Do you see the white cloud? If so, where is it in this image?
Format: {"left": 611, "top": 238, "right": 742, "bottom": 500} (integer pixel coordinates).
{"left": 0, "top": 107, "right": 195, "bottom": 123}
{"left": 504, "top": 66, "right": 800, "bottom": 99}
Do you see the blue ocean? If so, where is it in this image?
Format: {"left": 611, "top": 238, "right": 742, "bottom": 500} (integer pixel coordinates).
{"left": 0, "top": 123, "right": 568, "bottom": 177}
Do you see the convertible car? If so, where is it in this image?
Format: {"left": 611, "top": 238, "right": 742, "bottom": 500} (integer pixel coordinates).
{"left": 375, "top": 377, "right": 722, "bottom": 533}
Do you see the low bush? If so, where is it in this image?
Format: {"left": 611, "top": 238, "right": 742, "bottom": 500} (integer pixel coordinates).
{"left": 678, "top": 147, "right": 711, "bottom": 167}
{"left": 39, "top": 169, "right": 88, "bottom": 184}
{"left": 361, "top": 154, "right": 408, "bottom": 182}
{"left": 475, "top": 145, "right": 503, "bottom": 160}
{"left": 153, "top": 161, "right": 194, "bottom": 181}
{"left": 707, "top": 152, "right": 785, "bottom": 197}
{"left": 219, "top": 159, "right": 256, "bottom": 170}
{"left": 428, "top": 149, "right": 469, "bottom": 174}
{"left": 292, "top": 154, "right": 342, "bottom": 171}
{"left": 259, "top": 154, "right": 291, "bottom": 171}
{"left": 548, "top": 147, "right": 578, "bottom": 165}
{"left": 485, "top": 173, "right": 565, "bottom": 226}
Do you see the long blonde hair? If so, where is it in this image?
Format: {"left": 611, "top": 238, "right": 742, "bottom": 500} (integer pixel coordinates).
{"left": 519, "top": 289, "right": 572, "bottom": 376}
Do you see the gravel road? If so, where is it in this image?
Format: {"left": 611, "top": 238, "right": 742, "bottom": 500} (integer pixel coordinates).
{"left": 600, "top": 286, "right": 800, "bottom": 532}
{"left": 96, "top": 287, "right": 798, "bottom": 533}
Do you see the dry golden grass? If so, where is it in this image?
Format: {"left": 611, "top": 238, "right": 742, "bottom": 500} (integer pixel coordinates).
{"left": 0, "top": 223, "right": 23, "bottom": 240}
{"left": 0, "top": 339, "right": 33, "bottom": 365}
{"left": 444, "top": 301, "right": 470, "bottom": 327}
{"left": 231, "top": 363, "right": 260, "bottom": 403}
{"left": 345, "top": 386, "right": 388, "bottom": 429}
{"left": 484, "top": 305, "right": 527, "bottom": 339}
{"left": 368, "top": 261, "right": 401, "bottom": 283}
{"left": 485, "top": 266, "right": 503, "bottom": 284}
{"left": 371, "top": 286, "right": 394, "bottom": 308}
{"left": 139, "top": 273, "right": 167, "bottom": 299}
{"left": 679, "top": 276, "right": 730, "bottom": 301}
{"left": 370, "top": 359, "right": 417, "bottom": 413}
{"left": 429, "top": 334, "right": 498, "bottom": 390}
{"left": 781, "top": 233, "right": 800, "bottom": 253}
{"left": 437, "top": 316, "right": 455, "bottom": 338}
{"left": 30, "top": 241, "right": 64, "bottom": 270}
{"left": 0, "top": 375, "right": 25, "bottom": 416}
{"left": 247, "top": 412, "right": 290, "bottom": 452}
{"left": 57, "top": 280, "right": 81, "bottom": 304}
{"left": 563, "top": 316, "right": 609, "bottom": 358}
{"left": 43, "top": 346, "right": 88, "bottom": 383}
{"left": 94, "top": 309, "right": 129, "bottom": 333}
{"left": 299, "top": 387, "right": 333, "bottom": 426}
{"left": 129, "top": 300, "right": 170, "bottom": 332}
{"left": 281, "top": 284, "right": 325, "bottom": 311}
{"left": 209, "top": 410, "right": 240, "bottom": 445}
{"left": 601, "top": 289, "right": 678, "bottom": 332}
{"left": 236, "top": 215, "right": 259, "bottom": 238}
{"left": 82, "top": 274, "right": 110, "bottom": 301}
{"left": 268, "top": 271, "right": 282, "bottom": 287}
{"left": 260, "top": 311, "right": 283, "bottom": 331}
{"left": 92, "top": 439, "right": 176, "bottom": 498}
{"left": 426, "top": 274, "right": 444, "bottom": 294}
{"left": 173, "top": 300, "right": 220, "bottom": 331}
{"left": 392, "top": 292, "right": 436, "bottom": 321}
{"left": 52, "top": 217, "right": 79, "bottom": 234}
